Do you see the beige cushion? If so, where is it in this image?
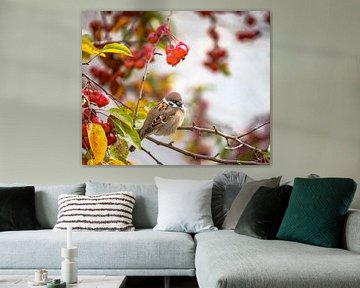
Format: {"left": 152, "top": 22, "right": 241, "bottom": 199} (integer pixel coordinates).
{"left": 222, "top": 177, "right": 281, "bottom": 230}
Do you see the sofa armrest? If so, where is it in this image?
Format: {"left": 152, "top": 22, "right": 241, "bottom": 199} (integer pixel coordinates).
{"left": 342, "top": 209, "right": 360, "bottom": 253}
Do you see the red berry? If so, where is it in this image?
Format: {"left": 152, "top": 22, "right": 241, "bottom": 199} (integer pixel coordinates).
{"left": 143, "top": 44, "right": 154, "bottom": 61}
{"left": 177, "top": 41, "right": 189, "bottom": 53}
{"left": 237, "top": 30, "right": 260, "bottom": 41}
{"left": 133, "top": 50, "right": 143, "bottom": 60}
{"left": 156, "top": 24, "right": 170, "bottom": 36}
{"left": 90, "top": 67, "right": 100, "bottom": 77}
{"left": 124, "top": 59, "right": 134, "bottom": 69}
{"left": 209, "top": 48, "right": 227, "bottom": 59}
{"left": 207, "top": 27, "right": 219, "bottom": 41}
{"left": 166, "top": 45, "right": 174, "bottom": 55}
{"left": 203, "top": 61, "right": 218, "bottom": 72}
{"left": 174, "top": 46, "right": 187, "bottom": 59}
{"left": 98, "top": 70, "right": 111, "bottom": 85}
{"left": 90, "top": 20, "right": 102, "bottom": 31}
{"left": 166, "top": 53, "right": 180, "bottom": 66}
{"left": 135, "top": 59, "right": 145, "bottom": 69}
{"left": 82, "top": 108, "right": 95, "bottom": 120}
{"left": 197, "top": 11, "right": 212, "bottom": 17}
{"left": 245, "top": 15, "right": 257, "bottom": 26}
{"left": 102, "top": 122, "right": 113, "bottom": 133}
{"left": 106, "top": 133, "right": 116, "bottom": 145}
{"left": 91, "top": 116, "right": 103, "bottom": 125}
{"left": 147, "top": 32, "right": 159, "bottom": 43}
{"left": 96, "top": 95, "right": 110, "bottom": 107}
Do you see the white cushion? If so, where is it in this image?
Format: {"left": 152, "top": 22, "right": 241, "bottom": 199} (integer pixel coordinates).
{"left": 153, "top": 177, "right": 217, "bottom": 233}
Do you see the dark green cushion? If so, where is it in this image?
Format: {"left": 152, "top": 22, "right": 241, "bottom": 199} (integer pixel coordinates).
{"left": 0, "top": 186, "right": 41, "bottom": 231}
{"left": 235, "top": 185, "right": 292, "bottom": 239}
{"left": 277, "top": 178, "right": 357, "bottom": 247}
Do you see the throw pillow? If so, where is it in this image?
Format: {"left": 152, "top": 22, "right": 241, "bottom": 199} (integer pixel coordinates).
{"left": 222, "top": 176, "right": 281, "bottom": 230}
{"left": 277, "top": 178, "right": 357, "bottom": 248}
{"left": 0, "top": 183, "right": 86, "bottom": 228}
{"left": 0, "top": 186, "right": 41, "bottom": 231}
{"left": 153, "top": 177, "right": 217, "bottom": 233}
{"left": 53, "top": 192, "right": 136, "bottom": 231}
{"left": 234, "top": 185, "right": 293, "bottom": 239}
{"left": 86, "top": 181, "right": 158, "bottom": 229}
{"left": 212, "top": 171, "right": 251, "bottom": 228}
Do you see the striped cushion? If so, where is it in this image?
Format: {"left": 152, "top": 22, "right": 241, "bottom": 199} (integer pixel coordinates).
{"left": 53, "top": 192, "right": 135, "bottom": 231}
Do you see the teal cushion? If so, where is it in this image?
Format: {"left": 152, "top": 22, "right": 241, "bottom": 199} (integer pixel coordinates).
{"left": 277, "top": 178, "right": 357, "bottom": 247}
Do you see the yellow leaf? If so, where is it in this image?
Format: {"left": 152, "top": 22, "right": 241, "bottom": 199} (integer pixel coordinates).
{"left": 108, "top": 159, "right": 127, "bottom": 165}
{"left": 100, "top": 43, "right": 133, "bottom": 57}
{"left": 87, "top": 123, "right": 107, "bottom": 164}
{"left": 82, "top": 35, "right": 105, "bottom": 60}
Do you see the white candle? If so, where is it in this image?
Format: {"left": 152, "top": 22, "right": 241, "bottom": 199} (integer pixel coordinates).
{"left": 67, "top": 225, "right": 72, "bottom": 249}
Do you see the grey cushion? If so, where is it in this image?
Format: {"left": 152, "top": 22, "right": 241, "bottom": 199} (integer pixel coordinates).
{"left": 195, "top": 230, "right": 360, "bottom": 288}
{"left": 0, "top": 183, "right": 85, "bottom": 228}
{"left": 222, "top": 177, "right": 281, "bottom": 229}
{"left": 0, "top": 229, "right": 195, "bottom": 271}
{"left": 212, "top": 171, "right": 251, "bottom": 228}
{"left": 342, "top": 209, "right": 360, "bottom": 253}
{"left": 154, "top": 177, "right": 216, "bottom": 233}
{"left": 85, "top": 182, "right": 158, "bottom": 229}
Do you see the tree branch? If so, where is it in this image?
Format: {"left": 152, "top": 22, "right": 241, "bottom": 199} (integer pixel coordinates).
{"left": 146, "top": 136, "right": 263, "bottom": 165}
{"left": 132, "top": 59, "right": 151, "bottom": 127}
{"left": 237, "top": 121, "right": 270, "bottom": 139}
{"left": 177, "top": 122, "right": 268, "bottom": 153}
{"left": 82, "top": 72, "right": 132, "bottom": 111}
{"left": 141, "top": 147, "right": 164, "bottom": 165}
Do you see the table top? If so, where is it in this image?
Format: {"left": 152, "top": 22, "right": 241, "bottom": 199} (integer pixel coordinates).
{"left": 0, "top": 275, "right": 126, "bottom": 288}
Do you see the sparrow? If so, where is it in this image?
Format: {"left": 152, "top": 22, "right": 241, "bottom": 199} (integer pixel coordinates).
{"left": 130, "top": 92, "right": 185, "bottom": 151}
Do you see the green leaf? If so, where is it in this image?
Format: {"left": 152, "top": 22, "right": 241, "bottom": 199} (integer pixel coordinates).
{"left": 109, "top": 137, "right": 129, "bottom": 161}
{"left": 144, "top": 101, "right": 156, "bottom": 109}
{"left": 100, "top": 43, "right": 133, "bottom": 57}
{"left": 111, "top": 118, "right": 142, "bottom": 151}
{"left": 109, "top": 108, "right": 134, "bottom": 128}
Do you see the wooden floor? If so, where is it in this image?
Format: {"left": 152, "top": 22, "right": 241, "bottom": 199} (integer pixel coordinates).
{"left": 126, "top": 276, "right": 199, "bottom": 288}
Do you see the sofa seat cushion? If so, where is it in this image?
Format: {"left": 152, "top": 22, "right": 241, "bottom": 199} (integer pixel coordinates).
{"left": 0, "top": 229, "right": 195, "bottom": 270}
{"left": 195, "top": 230, "right": 360, "bottom": 288}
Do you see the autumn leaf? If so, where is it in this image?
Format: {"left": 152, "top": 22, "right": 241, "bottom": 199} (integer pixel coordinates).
{"left": 82, "top": 35, "right": 104, "bottom": 60}
{"left": 86, "top": 123, "right": 107, "bottom": 164}
{"left": 108, "top": 159, "right": 127, "bottom": 165}
{"left": 100, "top": 43, "right": 133, "bottom": 57}
{"left": 109, "top": 137, "right": 129, "bottom": 161}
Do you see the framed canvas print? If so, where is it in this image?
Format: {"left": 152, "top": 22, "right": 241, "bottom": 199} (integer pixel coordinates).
{"left": 81, "top": 11, "right": 270, "bottom": 166}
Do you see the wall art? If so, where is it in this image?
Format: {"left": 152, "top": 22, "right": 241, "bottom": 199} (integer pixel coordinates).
{"left": 81, "top": 11, "right": 270, "bottom": 165}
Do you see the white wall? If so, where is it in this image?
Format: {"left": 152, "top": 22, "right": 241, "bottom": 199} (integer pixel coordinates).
{"left": 0, "top": 0, "right": 359, "bottom": 208}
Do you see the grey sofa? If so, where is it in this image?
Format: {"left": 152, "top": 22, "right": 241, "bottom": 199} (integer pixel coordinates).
{"left": 0, "top": 181, "right": 360, "bottom": 288}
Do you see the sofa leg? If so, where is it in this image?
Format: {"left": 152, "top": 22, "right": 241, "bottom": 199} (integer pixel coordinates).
{"left": 164, "top": 276, "right": 170, "bottom": 288}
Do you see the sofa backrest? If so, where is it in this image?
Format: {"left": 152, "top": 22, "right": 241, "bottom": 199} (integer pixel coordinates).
{"left": 0, "top": 183, "right": 86, "bottom": 229}
{"left": 86, "top": 181, "right": 158, "bottom": 229}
